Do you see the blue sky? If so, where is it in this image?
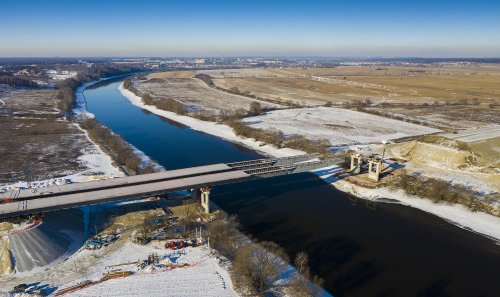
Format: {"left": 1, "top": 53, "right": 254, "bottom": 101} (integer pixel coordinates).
{"left": 1, "top": 0, "right": 499, "bottom": 57}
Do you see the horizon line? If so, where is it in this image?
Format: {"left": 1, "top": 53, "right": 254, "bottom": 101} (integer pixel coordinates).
{"left": 1, "top": 55, "right": 500, "bottom": 60}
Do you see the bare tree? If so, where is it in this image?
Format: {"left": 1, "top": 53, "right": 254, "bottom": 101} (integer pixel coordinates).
{"left": 289, "top": 251, "right": 324, "bottom": 297}
{"left": 207, "top": 216, "right": 242, "bottom": 259}
{"left": 232, "top": 241, "right": 290, "bottom": 295}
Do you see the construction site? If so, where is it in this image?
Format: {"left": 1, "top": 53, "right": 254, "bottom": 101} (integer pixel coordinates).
{"left": 0, "top": 191, "right": 238, "bottom": 296}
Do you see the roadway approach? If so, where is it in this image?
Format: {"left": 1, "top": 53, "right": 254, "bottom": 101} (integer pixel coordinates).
{"left": 0, "top": 154, "right": 336, "bottom": 219}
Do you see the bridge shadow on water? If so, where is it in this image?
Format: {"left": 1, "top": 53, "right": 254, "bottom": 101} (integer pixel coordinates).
{"left": 212, "top": 173, "right": 500, "bottom": 297}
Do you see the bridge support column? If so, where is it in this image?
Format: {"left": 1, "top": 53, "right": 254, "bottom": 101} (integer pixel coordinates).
{"left": 367, "top": 157, "right": 382, "bottom": 182}
{"left": 200, "top": 187, "right": 211, "bottom": 214}
{"left": 191, "top": 188, "right": 201, "bottom": 205}
{"left": 350, "top": 153, "right": 362, "bottom": 173}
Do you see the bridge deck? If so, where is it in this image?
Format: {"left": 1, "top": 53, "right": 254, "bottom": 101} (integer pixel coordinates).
{"left": 0, "top": 155, "right": 337, "bottom": 219}
{"left": 0, "top": 163, "right": 232, "bottom": 200}
{"left": 0, "top": 170, "right": 251, "bottom": 218}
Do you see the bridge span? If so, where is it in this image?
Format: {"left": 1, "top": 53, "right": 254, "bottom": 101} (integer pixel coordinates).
{"left": 0, "top": 154, "right": 336, "bottom": 219}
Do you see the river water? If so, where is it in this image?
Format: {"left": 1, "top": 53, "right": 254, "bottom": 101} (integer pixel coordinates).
{"left": 84, "top": 79, "right": 500, "bottom": 297}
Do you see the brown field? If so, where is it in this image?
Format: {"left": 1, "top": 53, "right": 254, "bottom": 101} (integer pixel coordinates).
{"left": 212, "top": 68, "right": 500, "bottom": 106}
{"left": 366, "top": 105, "right": 500, "bottom": 129}
{"left": 0, "top": 87, "right": 93, "bottom": 185}
{"left": 149, "top": 71, "right": 196, "bottom": 79}
{"left": 345, "top": 75, "right": 500, "bottom": 102}
{"left": 271, "top": 65, "right": 500, "bottom": 77}
{"left": 213, "top": 77, "right": 374, "bottom": 106}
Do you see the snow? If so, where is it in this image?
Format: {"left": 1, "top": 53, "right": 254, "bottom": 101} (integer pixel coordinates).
{"left": 73, "top": 80, "right": 102, "bottom": 117}
{"left": 441, "top": 125, "right": 500, "bottom": 143}
{"left": 241, "top": 107, "right": 440, "bottom": 146}
{"left": 405, "top": 162, "right": 499, "bottom": 195}
{"left": 0, "top": 235, "right": 238, "bottom": 296}
{"left": 118, "top": 82, "right": 303, "bottom": 158}
{"left": 47, "top": 71, "right": 78, "bottom": 81}
{"left": 62, "top": 242, "right": 238, "bottom": 297}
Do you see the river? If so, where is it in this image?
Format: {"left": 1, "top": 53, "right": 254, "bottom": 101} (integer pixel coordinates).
{"left": 84, "top": 79, "right": 500, "bottom": 297}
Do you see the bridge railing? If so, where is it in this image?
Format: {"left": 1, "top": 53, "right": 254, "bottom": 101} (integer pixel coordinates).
{"left": 226, "top": 153, "right": 321, "bottom": 169}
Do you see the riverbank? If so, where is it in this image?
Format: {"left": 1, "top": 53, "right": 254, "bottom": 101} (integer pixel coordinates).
{"left": 119, "top": 82, "right": 500, "bottom": 242}
{"left": 118, "top": 83, "right": 303, "bottom": 158}
{"left": 76, "top": 78, "right": 163, "bottom": 173}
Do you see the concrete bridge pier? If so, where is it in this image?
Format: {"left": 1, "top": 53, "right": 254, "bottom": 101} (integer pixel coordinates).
{"left": 368, "top": 157, "right": 382, "bottom": 182}
{"left": 200, "top": 187, "right": 211, "bottom": 214}
{"left": 191, "top": 188, "right": 201, "bottom": 204}
{"left": 350, "top": 153, "right": 362, "bottom": 174}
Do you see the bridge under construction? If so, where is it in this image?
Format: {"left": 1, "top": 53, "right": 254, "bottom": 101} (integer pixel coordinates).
{"left": 0, "top": 154, "right": 336, "bottom": 219}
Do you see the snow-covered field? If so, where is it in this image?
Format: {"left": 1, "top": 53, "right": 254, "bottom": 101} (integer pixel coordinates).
{"left": 1, "top": 76, "right": 152, "bottom": 189}
{"left": 64, "top": 243, "right": 237, "bottom": 297}
{"left": 0, "top": 234, "right": 238, "bottom": 297}
{"left": 242, "top": 107, "right": 440, "bottom": 145}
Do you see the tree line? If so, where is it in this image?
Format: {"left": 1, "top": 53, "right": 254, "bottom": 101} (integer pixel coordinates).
{"left": 56, "top": 64, "right": 145, "bottom": 114}
{"left": 0, "top": 75, "right": 38, "bottom": 88}
{"left": 78, "top": 116, "right": 156, "bottom": 175}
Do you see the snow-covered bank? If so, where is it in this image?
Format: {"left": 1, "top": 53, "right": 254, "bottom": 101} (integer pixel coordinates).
{"left": 118, "top": 83, "right": 303, "bottom": 158}
{"left": 330, "top": 178, "right": 500, "bottom": 241}
{"left": 75, "top": 78, "right": 164, "bottom": 172}
{"left": 74, "top": 74, "right": 134, "bottom": 117}
{"left": 119, "top": 82, "right": 500, "bottom": 242}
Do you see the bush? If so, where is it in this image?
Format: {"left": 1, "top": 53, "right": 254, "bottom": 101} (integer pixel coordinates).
{"left": 285, "top": 135, "right": 332, "bottom": 157}
{"left": 226, "top": 119, "right": 333, "bottom": 157}
{"left": 288, "top": 252, "right": 324, "bottom": 297}
{"left": 207, "top": 216, "right": 243, "bottom": 260}
{"left": 249, "top": 101, "right": 263, "bottom": 116}
{"left": 154, "top": 97, "right": 186, "bottom": 115}
{"left": 232, "top": 241, "right": 290, "bottom": 296}
{"left": 393, "top": 171, "right": 496, "bottom": 215}
{"left": 194, "top": 73, "right": 214, "bottom": 86}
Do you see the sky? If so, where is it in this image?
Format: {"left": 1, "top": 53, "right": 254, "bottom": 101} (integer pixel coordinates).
{"left": 1, "top": 0, "right": 500, "bottom": 57}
